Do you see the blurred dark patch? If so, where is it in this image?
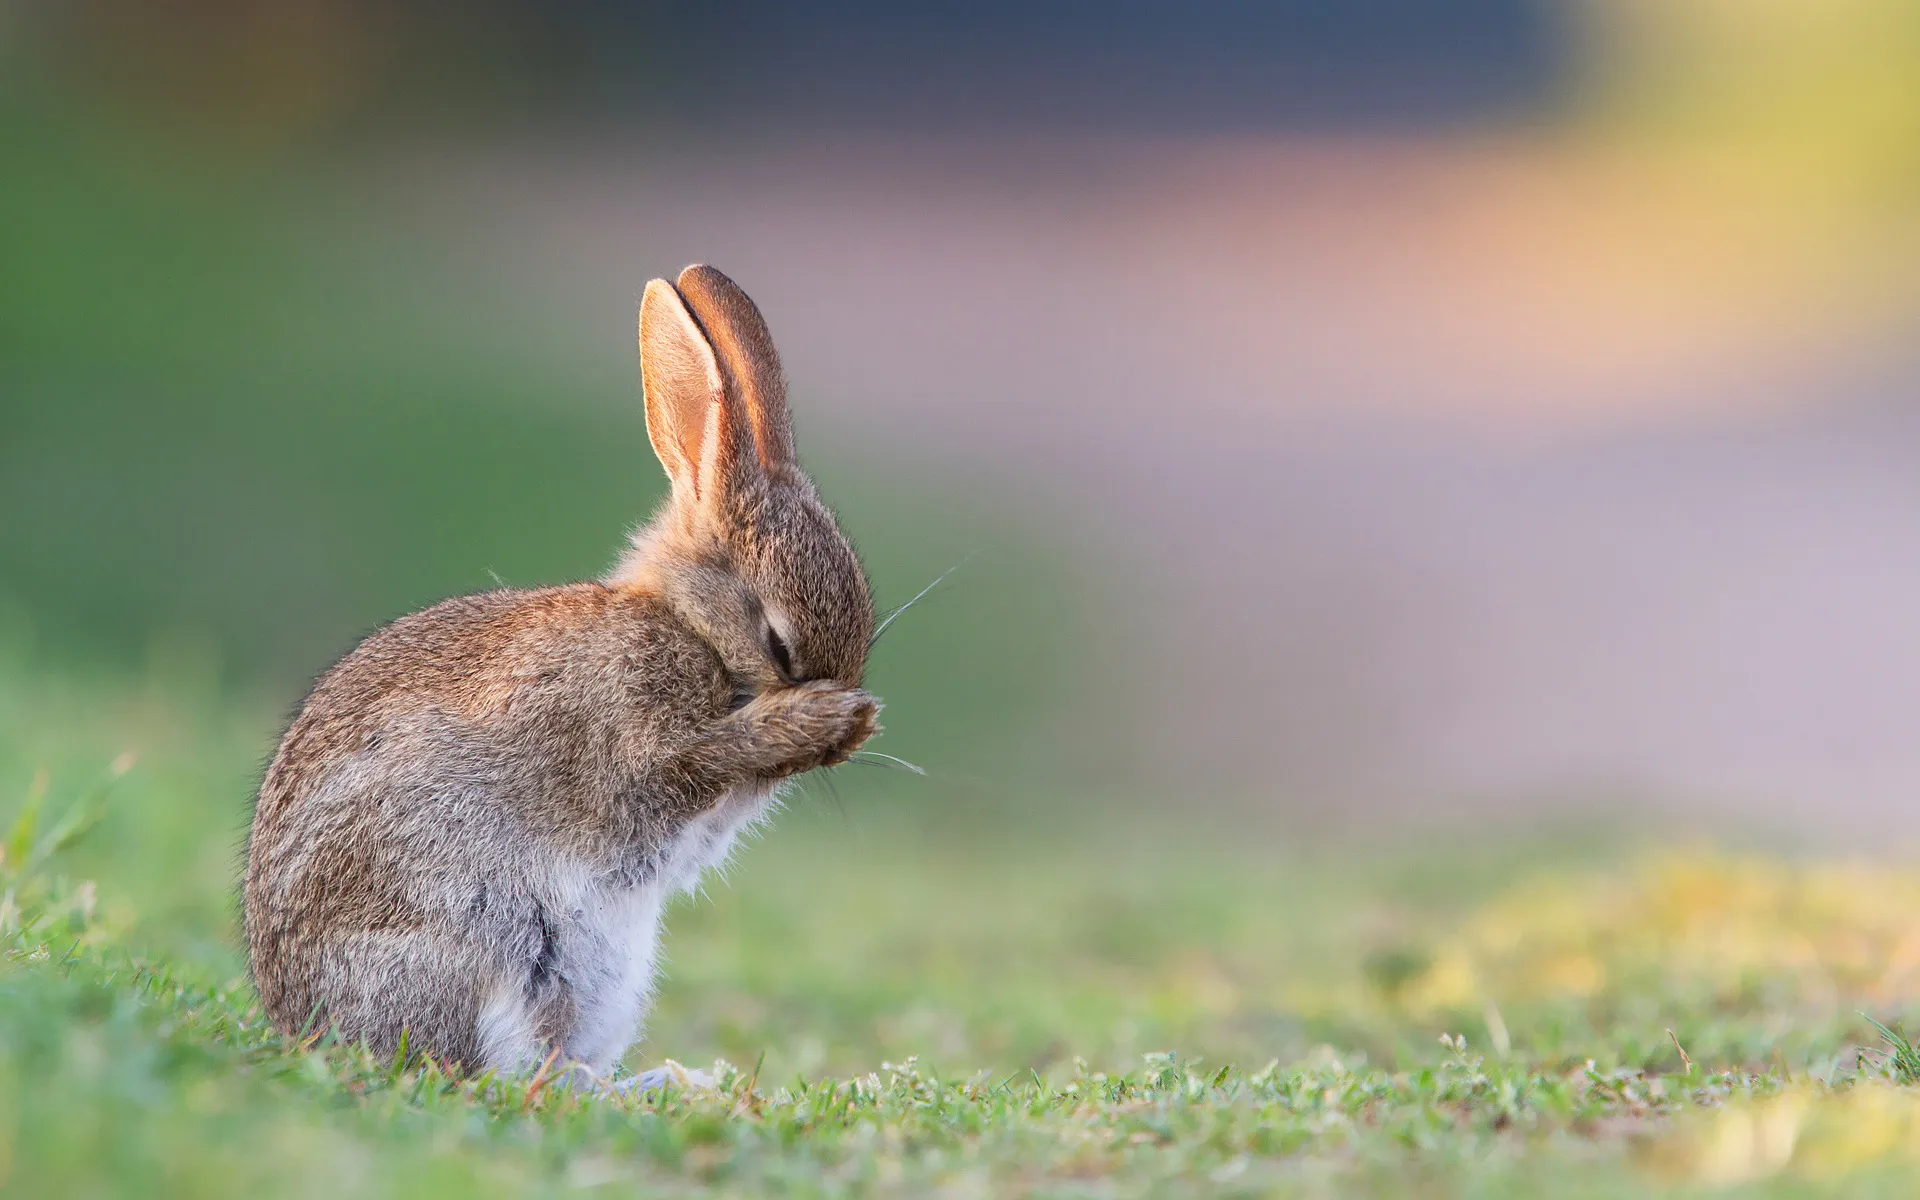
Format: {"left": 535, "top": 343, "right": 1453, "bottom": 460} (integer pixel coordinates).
{"left": 15, "top": 1, "right": 1568, "bottom": 139}
{"left": 624, "top": 0, "right": 1568, "bottom": 132}
{"left": 1364, "top": 946, "right": 1433, "bottom": 1004}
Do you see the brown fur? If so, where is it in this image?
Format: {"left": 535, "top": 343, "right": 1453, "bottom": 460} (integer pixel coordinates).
{"left": 243, "top": 266, "right": 876, "bottom": 1075}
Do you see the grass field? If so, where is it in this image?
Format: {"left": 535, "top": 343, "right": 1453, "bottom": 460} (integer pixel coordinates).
{"left": 8, "top": 661, "right": 1920, "bottom": 1198}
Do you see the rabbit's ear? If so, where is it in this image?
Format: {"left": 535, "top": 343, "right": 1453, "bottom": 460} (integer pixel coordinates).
{"left": 674, "top": 264, "right": 795, "bottom": 474}
{"left": 639, "top": 278, "right": 756, "bottom": 505}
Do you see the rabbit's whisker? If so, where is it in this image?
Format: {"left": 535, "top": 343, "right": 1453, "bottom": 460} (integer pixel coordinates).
{"left": 848, "top": 751, "right": 926, "bottom": 776}
{"left": 870, "top": 555, "right": 974, "bottom": 649}
{"left": 813, "top": 768, "right": 850, "bottom": 826}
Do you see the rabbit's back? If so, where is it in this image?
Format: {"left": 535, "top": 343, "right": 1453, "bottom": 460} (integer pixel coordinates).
{"left": 255, "top": 584, "right": 727, "bottom": 836}
{"left": 243, "top": 583, "right": 732, "bottom": 1062}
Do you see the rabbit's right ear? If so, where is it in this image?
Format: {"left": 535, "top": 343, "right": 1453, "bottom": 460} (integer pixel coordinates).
{"left": 674, "top": 265, "right": 794, "bottom": 475}
{"left": 639, "top": 279, "right": 755, "bottom": 505}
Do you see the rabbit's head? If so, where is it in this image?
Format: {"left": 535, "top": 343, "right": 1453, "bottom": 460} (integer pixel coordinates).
{"left": 617, "top": 265, "right": 873, "bottom": 695}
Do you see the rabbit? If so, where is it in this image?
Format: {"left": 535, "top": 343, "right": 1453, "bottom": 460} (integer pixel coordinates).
{"left": 243, "top": 265, "right": 878, "bottom": 1084}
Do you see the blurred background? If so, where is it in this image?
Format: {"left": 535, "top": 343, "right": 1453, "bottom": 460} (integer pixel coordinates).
{"left": 6, "top": 0, "right": 1920, "bottom": 843}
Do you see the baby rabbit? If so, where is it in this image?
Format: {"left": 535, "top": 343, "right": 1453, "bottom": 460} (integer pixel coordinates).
{"left": 244, "top": 265, "right": 877, "bottom": 1082}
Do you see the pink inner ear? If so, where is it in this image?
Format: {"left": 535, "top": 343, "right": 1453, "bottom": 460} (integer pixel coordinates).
{"left": 694, "top": 397, "right": 733, "bottom": 499}
{"left": 640, "top": 280, "right": 731, "bottom": 501}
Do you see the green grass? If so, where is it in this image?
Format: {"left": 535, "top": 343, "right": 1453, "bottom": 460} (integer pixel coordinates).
{"left": 8, "top": 665, "right": 1920, "bottom": 1198}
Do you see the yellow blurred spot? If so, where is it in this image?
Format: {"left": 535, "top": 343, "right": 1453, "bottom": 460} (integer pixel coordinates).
{"left": 1402, "top": 852, "right": 1920, "bottom": 1016}
{"left": 1671, "top": 1092, "right": 1808, "bottom": 1184}
{"left": 1651, "top": 1084, "right": 1920, "bottom": 1184}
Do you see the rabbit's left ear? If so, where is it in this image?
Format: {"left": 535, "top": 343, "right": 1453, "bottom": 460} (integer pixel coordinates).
{"left": 639, "top": 278, "right": 756, "bottom": 506}
{"left": 674, "top": 264, "right": 795, "bottom": 475}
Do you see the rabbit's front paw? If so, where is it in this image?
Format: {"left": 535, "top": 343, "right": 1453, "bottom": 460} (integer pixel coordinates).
{"left": 764, "top": 680, "right": 879, "bottom": 776}
{"left": 817, "top": 688, "right": 879, "bottom": 768}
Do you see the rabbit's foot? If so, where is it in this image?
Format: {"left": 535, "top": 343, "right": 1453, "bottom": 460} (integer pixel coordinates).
{"left": 757, "top": 681, "right": 879, "bottom": 777}
{"left": 610, "top": 1061, "right": 716, "bottom": 1095}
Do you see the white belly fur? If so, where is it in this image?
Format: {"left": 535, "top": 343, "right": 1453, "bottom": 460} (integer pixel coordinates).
{"left": 482, "top": 782, "right": 782, "bottom": 1076}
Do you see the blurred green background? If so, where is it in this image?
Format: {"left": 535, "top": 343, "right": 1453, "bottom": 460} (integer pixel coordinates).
{"left": 0, "top": 79, "right": 1114, "bottom": 813}
{"left": 10, "top": 0, "right": 1920, "bottom": 835}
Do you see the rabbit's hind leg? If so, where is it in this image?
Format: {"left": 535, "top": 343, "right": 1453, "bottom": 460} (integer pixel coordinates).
{"left": 473, "top": 978, "right": 548, "bottom": 1073}
{"left": 315, "top": 928, "right": 489, "bottom": 1070}
{"left": 474, "top": 895, "right": 583, "bottom": 1075}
